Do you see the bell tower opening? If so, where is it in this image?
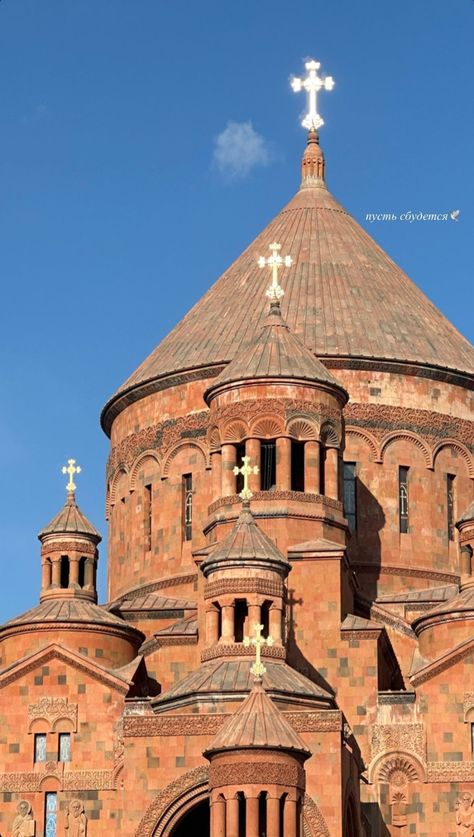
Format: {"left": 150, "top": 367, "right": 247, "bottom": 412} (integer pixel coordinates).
{"left": 169, "top": 798, "right": 210, "bottom": 836}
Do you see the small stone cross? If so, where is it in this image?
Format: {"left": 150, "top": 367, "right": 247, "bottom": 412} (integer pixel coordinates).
{"left": 243, "top": 623, "right": 274, "bottom": 679}
{"left": 62, "top": 458, "right": 81, "bottom": 492}
{"left": 233, "top": 455, "right": 259, "bottom": 501}
{"left": 258, "top": 242, "right": 292, "bottom": 302}
{"left": 291, "top": 59, "right": 334, "bottom": 131}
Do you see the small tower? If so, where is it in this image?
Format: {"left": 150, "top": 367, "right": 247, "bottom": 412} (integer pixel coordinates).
{"left": 38, "top": 459, "right": 101, "bottom": 603}
{"left": 204, "top": 651, "right": 311, "bottom": 837}
{"left": 200, "top": 489, "right": 289, "bottom": 652}
{"left": 456, "top": 500, "right": 474, "bottom": 577}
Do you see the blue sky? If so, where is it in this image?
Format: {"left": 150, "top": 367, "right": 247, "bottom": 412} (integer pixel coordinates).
{"left": 0, "top": 0, "right": 472, "bottom": 620}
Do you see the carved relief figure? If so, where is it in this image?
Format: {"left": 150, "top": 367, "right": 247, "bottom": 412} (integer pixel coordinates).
{"left": 456, "top": 793, "right": 474, "bottom": 837}
{"left": 12, "top": 801, "right": 35, "bottom": 837}
{"left": 65, "top": 800, "right": 87, "bottom": 837}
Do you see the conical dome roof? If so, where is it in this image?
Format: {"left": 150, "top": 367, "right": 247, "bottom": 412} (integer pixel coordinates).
{"left": 200, "top": 501, "right": 289, "bottom": 576}
{"left": 101, "top": 134, "right": 474, "bottom": 433}
{"left": 205, "top": 299, "right": 346, "bottom": 400}
{"left": 39, "top": 492, "right": 101, "bottom": 543}
{"left": 204, "top": 679, "right": 310, "bottom": 757}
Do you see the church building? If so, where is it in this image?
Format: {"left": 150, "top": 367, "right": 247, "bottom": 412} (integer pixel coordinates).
{"left": 1, "top": 60, "right": 473, "bottom": 837}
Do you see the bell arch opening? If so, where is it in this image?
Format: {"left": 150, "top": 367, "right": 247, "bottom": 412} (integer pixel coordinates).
{"left": 169, "top": 798, "right": 210, "bottom": 836}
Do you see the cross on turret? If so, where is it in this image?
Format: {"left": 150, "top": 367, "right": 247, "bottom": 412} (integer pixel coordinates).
{"left": 243, "top": 622, "right": 274, "bottom": 679}
{"left": 62, "top": 458, "right": 81, "bottom": 493}
{"left": 258, "top": 242, "right": 292, "bottom": 302}
{"left": 233, "top": 455, "right": 259, "bottom": 501}
{"left": 291, "top": 59, "right": 334, "bottom": 131}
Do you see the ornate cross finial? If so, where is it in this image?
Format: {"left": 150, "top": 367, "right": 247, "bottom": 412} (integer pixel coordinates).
{"left": 243, "top": 623, "right": 274, "bottom": 679}
{"left": 62, "top": 458, "right": 81, "bottom": 493}
{"left": 258, "top": 242, "right": 292, "bottom": 302}
{"left": 233, "top": 455, "right": 259, "bottom": 501}
{"left": 291, "top": 59, "right": 334, "bottom": 131}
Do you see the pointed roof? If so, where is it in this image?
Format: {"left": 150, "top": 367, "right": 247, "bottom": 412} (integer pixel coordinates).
{"left": 38, "top": 491, "right": 101, "bottom": 542}
{"left": 200, "top": 501, "right": 289, "bottom": 576}
{"left": 204, "top": 679, "right": 310, "bottom": 757}
{"left": 412, "top": 581, "right": 474, "bottom": 631}
{"left": 1, "top": 598, "right": 141, "bottom": 635}
{"left": 205, "top": 299, "right": 346, "bottom": 400}
{"left": 457, "top": 500, "right": 474, "bottom": 527}
{"left": 101, "top": 134, "right": 474, "bottom": 434}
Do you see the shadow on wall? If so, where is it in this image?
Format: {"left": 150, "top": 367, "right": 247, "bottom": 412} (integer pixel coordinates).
{"left": 361, "top": 801, "right": 391, "bottom": 836}
{"left": 285, "top": 587, "right": 336, "bottom": 697}
{"left": 348, "top": 478, "right": 386, "bottom": 605}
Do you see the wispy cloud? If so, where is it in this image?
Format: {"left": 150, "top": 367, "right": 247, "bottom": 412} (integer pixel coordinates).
{"left": 213, "top": 120, "right": 273, "bottom": 179}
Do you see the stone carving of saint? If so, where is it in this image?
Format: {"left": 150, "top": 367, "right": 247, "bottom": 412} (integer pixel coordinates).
{"left": 12, "top": 801, "right": 35, "bottom": 837}
{"left": 65, "top": 800, "right": 87, "bottom": 837}
{"left": 456, "top": 792, "right": 474, "bottom": 837}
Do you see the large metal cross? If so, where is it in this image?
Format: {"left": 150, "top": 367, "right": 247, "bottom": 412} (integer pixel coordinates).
{"left": 233, "top": 455, "right": 259, "bottom": 501}
{"left": 62, "top": 458, "right": 81, "bottom": 492}
{"left": 258, "top": 241, "right": 292, "bottom": 302}
{"left": 244, "top": 623, "right": 274, "bottom": 679}
{"left": 291, "top": 59, "right": 335, "bottom": 131}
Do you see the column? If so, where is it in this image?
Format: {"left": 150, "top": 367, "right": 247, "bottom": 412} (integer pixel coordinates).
{"left": 283, "top": 798, "right": 298, "bottom": 837}
{"left": 269, "top": 605, "right": 283, "bottom": 644}
{"left": 246, "top": 438, "right": 261, "bottom": 493}
{"left": 51, "top": 558, "right": 61, "bottom": 587}
{"left": 206, "top": 605, "right": 220, "bottom": 644}
{"left": 211, "top": 795, "right": 226, "bottom": 837}
{"left": 211, "top": 450, "right": 222, "bottom": 501}
{"left": 69, "top": 556, "right": 79, "bottom": 586}
{"left": 276, "top": 437, "right": 291, "bottom": 491}
{"left": 304, "top": 440, "right": 320, "bottom": 494}
{"left": 84, "top": 557, "right": 95, "bottom": 589}
{"left": 267, "top": 796, "right": 281, "bottom": 837}
{"left": 41, "top": 559, "right": 52, "bottom": 591}
{"left": 221, "top": 444, "right": 237, "bottom": 496}
{"left": 225, "top": 795, "right": 239, "bottom": 837}
{"left": 220, "top": 603, "right": 235, "bottom": 643}
{"left": 325, "top": 447, "right": 339, "bottom": 500}
{"left": 246, "top": 796, "right": 259, "bottom": 837}
{"left": 247, "top": 603, "right": 261, "bottom": 635}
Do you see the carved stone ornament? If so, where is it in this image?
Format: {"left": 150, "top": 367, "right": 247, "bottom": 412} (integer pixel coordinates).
{"left": 455, "top": 792, "right": 474, "bottom": 837}
{"left": 12, "top": 801, "right": 35, "bottom": 837}
{"left": 390, "top": 791, "right": 408, "bottom": 828}
{"left": 371, "top": 724, "right": 425, "bottom": 762}
{"left": 209, "top": 761, "right": 305, "bottom": 790}
{"left": 123, "top": 709, "right": 341, "bottom": 738}
{"left": 28, "top": 696, "right": 78, "bottom": 732}
{"left": 136, "top": 766, "right": 209, "bottom": 837}
{"left": 65, "top": 799, "right": 87, "bottom": 836}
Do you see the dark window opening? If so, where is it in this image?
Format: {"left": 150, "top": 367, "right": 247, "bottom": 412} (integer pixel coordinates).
{"left": 213, "top": 601, "right": 222, "bottom": 641}
{"left": 238, "top": 792, "right": 246, "bottom": 837}
{"left": 144, "top": 483, "right": 152, "bottom": 551}
{"left": 319, "top": 446, "right": 327, "bottom": 495}
{"left": 261, "top": 600, "right": 271, "bottom": 639}
{"left": 261, "top": 440, "right": 276, "bottom": 491}
{"left": 58, "top": 733, "right": 71, "bottom": 763}
{"left": 399, "top": 466, "right": 409, "bottom": 533}
{"left": 183, "top": 475, "right": 193, "bottom": 541}
{"left": 258, "top": 791, "right": 268, "bottom": 837}
{"left": 234, "top": 599, "right": 248, "bottom": 643}
{"left": 343, "top": 462, "right": 357, "bottom": 532}
{"left": 34, "top": 733, "right": 47, "bottom": 763}
{"left": 471, "top": 723, "right": 474, "bottom": 756}
{"left": 235, "top": 443, "right": 245, "bottom": 494}
{"left": 447, "top": 474, "right": 455, "bottom": 541}
{"left": 461, "top": 545, "right": 473, "bottom": 577}
{"left": 279, "top": 794, "right": 287, "bottom": 836}
{"left": 60, "top": 556, "right": 69, "bottom": 588}
{"left": 78, "top": 557, "right": 86, "bottom": 588}
{"left": 291, "top": 440, "right": 305, "bottom": 492}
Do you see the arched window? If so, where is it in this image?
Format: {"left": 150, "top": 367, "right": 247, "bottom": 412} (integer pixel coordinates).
{"left": 291, "top": 440, "right": 305, "bottom": 492}
{"left": 60, "top": 556, "right": 69, "bottom": 589}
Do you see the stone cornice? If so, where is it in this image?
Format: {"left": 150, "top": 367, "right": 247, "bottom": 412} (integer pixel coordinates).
{"left": 123, "top": 709, "right": 341, "bottom": 737}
